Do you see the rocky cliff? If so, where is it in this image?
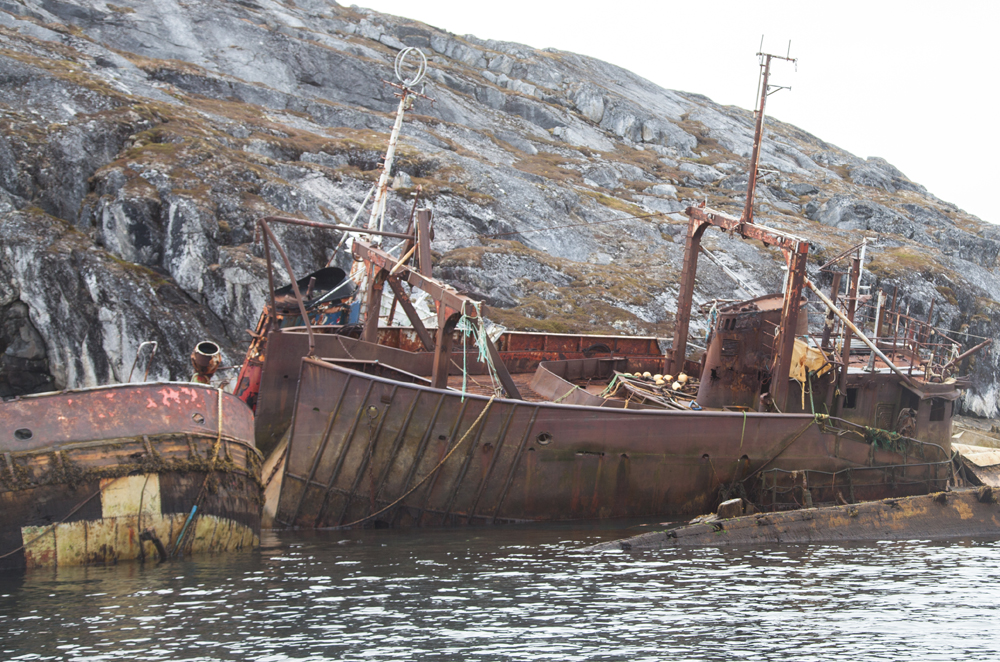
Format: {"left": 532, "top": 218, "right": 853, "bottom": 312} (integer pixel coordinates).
{"left": 1, "top": 0, "right": 999, "bottom": 417}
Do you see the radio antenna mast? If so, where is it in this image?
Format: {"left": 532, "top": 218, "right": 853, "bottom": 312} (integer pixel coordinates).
{"left": 350, "top": 47, "right": 433, "bottom": 325}
{"left": 742, "top": 39, "right": 796, "bottom": 225}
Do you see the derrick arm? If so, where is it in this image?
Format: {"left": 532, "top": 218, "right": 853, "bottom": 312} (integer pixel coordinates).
{"left": 352, "top": 240, "right": 523, "bottom": 400}
{"left": 674, "top": 206, "right": 810, "bottom": 411}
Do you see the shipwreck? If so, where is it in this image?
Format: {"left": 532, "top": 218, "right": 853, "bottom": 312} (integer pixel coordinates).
{"left": 0, "top": 345, "right": 262, "bottom": 571}
{"left": 229, "top": 49, "right": 991, "bottom": 530}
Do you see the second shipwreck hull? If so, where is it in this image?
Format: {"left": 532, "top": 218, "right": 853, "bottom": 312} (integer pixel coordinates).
{"left": 272, "top": 358, "right": 953, "bottom": 529}
{"left": 1, "top": 383, "right": 263, "bottom": 570}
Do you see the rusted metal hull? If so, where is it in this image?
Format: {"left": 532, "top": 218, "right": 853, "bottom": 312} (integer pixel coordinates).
{"left": 0, "top": 383, "right": 262, "bottom": 570}
{"left": 272, "top": 359, "right": 951, "bottom": 528}
{"left": 587, "top": 487, "right": 1000, "bottom": 550}
{"left": 254, "top": 328, "right": 678, "bottom": 457}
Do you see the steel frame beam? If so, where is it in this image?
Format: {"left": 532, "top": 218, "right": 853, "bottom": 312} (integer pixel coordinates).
{"left": 672, "top": 205, "right": 811, "bottom": 411}
{"left": 353, "top": 240, "right": 522, "bottom": 400}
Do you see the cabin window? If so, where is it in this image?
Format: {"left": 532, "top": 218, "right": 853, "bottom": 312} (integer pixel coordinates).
{"left": 844, "top": 388, "right": 858, "bottom": 409}
{"left": 930, "top": 398, "right": 946, "bottom": 422}
{"left": 902, "top": 389, "right": 920, "bottom": 412}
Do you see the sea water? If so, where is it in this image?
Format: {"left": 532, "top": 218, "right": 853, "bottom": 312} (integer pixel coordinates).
{"left": 2, "top": 523, "right": 1000, "bottom": 661}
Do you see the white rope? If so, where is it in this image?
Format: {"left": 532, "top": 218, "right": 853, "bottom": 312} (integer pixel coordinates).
{"left": 326, "top": 183, "right": 378, "bottom": 267}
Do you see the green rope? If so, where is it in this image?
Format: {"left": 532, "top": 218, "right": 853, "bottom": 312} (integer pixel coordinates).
{"left": 740, "top": 410, "right": 747, "bottom": 449}
{"left": 864, "top": 426, "right": 909, "bottom": 453}
{"left": 598, "top": 374, "right": 621, "bottom": 398}
{"left": 456, "top": 300, "right": 503, "bottom": 399}
{"left": 554, "top": 385, "right": 580, "bottom": 403}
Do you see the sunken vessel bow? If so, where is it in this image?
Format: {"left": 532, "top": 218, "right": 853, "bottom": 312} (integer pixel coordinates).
{"left": 0, "top": 382, "right": 262, "bottom": 570}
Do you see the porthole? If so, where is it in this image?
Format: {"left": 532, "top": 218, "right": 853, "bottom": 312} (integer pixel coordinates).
{"left": 536, "top": 432, "right": 553, "bottom": 445}
{"left": 14, "top": 428, "right": 32, "bottom": 441}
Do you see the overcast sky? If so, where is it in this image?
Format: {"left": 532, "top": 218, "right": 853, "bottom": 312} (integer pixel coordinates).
{"left": 356, "top": 0, "right": 998, "bottom": 224}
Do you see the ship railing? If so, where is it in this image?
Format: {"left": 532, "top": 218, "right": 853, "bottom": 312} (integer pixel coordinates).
{"left": 820, "top": 301, "right": 970, "bottom": 381}
{"left": 754, "top": 460, "right": 953, "bottom": 511}
{"left": 815, "top": 414, "right": 952, "bottom": 462}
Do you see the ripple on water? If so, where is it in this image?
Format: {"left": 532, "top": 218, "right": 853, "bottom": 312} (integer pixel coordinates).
{"left": 2, "top": 527, "right": 1000, "bottom": 661}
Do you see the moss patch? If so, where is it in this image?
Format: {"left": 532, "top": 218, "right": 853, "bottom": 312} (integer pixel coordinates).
{"left": 868, "top": 246, "right": 950, "bottom": 279}
{"left": 579, "top": 189, "right": 644, "bottom": 215}
{"left": 677, "top": 116, "right": 740, "bottom": 164}
{"left": 512, "top": 151, "right": 584, "bottom": 185}
{"left": 439, "top": 239, "right": 677, "bottom": 335}
{"left": 936, "top": 285, "right": 958, "bottom": 306}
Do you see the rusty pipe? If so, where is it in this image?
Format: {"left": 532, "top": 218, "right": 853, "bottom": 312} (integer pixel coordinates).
{"left": 818, "top": 241, "right": 866, "bottom": 272}
{"left": 942, "top": 338, "right": 993, "bottom": 373}
{"left": 257, "top": 219, "right": 315, "bottom": 356}
{"left": 191, "top": 341, "right": 222, "bottom": 384}
{"left": 127, "top": 341, "right": 158, "bottom": 383}
{"left": 389, "top": 244, "right": 417, "bottom": 276}
{"left": 261, "top": 215, "right": 415, "bottom": 240}
{"left": 805, "top": 279, "right": 917, "bottom": 387}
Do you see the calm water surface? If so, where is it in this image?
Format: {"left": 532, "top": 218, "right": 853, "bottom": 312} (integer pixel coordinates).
{"left": 2, "top": 522, "right": 1000, "bottom": 661}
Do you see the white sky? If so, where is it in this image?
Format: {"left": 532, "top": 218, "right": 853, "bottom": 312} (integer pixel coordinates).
{"left": 355, "top": 0, "right": 999, "bottom": 224}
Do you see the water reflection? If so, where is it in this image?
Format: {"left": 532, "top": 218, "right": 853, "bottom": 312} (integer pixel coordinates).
{"left": 2, "top": 524, "right": 1000, "bottom": 661}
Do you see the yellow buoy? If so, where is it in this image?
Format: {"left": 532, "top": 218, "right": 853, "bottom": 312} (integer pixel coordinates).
{"left": 672, "top": 381, "right": 682, "bottom": 391}
{"left": 678, "top": 373, "right": 689, "bottom": 384}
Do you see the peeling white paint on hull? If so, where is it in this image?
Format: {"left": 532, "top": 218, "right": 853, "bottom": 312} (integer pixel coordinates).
{"left": 17, "top": 474, "right": 260, "bottom": 569}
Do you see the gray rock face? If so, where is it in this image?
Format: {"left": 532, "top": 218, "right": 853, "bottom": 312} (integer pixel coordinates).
{"left": 679, "top": 162, "right": 724, "bottom": 185}
{"left": 583, "top": 165, "right": 620, "bottom": 190}
{"left": 0, "top": 210, "right": 232, "bottom": 389}
{"left": 647, "top": 184, "right": 678, "bottom": 198}
{"left": 850, "top": 157, "right": 926, "bottom": 194}
{"left": 438, "top": 251, "right": 573, "bottom": 308}
{"left": 787, "top": 183, "right": 819, "bottom": 196}
{"left": 0, "top": 0, "right": 998, "bottom": 418}
{"left": 812, "top": 196, "right": 912, "bottom": 233}
{"left": 0, "top": 300, "right": 52, "bottom": 397}
{"left": 812, "top": 195, "right": 997, "bottom": 269}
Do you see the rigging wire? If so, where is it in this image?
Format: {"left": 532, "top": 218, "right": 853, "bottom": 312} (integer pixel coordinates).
{"left": 480, "top": 210, "right": 668, "bottom": 239}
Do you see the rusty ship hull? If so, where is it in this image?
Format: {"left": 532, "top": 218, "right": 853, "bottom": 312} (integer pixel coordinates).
{"left": 586, "top": 487, "right": 1000, "bottom": 551}
{"left": 247, "top": 215, "right": 973, "bottom": 530}
{"left": 0, "top": 382, "right": 262, "bottom": 570}
{"left": 269, "top": 354, "right": 952, "bottom": 529}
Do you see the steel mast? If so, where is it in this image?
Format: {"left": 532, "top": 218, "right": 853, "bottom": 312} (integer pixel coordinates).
{"left": 742, "top": 41, "right": 796, "bottom": 225}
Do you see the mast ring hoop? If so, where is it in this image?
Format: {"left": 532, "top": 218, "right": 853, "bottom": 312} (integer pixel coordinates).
{"left": 394, "top": 46, "right": 427, "bottom": 87}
